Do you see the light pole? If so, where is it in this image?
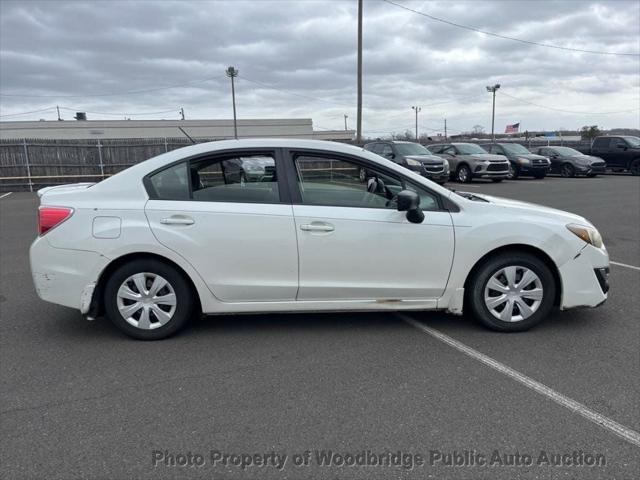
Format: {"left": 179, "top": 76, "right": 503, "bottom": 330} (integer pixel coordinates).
{"left": 356, "top": 0, "right": 363, "bottom": 143}
{"left": 486, "top": 83, "right": 500, "bottom": 142}
{"left": 226, "top": 66, "right": 239, "bottom": 139}
{"left": 412, "top": 106, "right": 421, "bottom": 141}
{"left": 344, "top": 114, "right": 349, "bottom": 131}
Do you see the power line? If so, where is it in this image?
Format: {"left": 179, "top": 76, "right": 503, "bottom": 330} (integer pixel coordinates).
{"left": 1, "top": 105, "right": 180, "bottom": 118}
{"left": 383, "top": 0, "right": 640, "bottom": 57}
{"left": 499, "top": 91, "right": 640, "bottom": 115}
{"left": 0, "top": 76, "right": 222, "bottom": 98}
{"left": 0, "top": 106, "right": 57, "bottom": 117}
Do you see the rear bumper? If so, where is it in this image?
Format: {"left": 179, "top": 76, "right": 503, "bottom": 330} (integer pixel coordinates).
{"left": 30, "top": 237, "right": 109, "bottom": 311}
{"left": 558, "top": 244, "right": 609, "bottom": 310}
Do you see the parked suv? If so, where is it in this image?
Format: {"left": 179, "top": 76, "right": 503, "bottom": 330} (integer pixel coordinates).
{"left": 589, "top": 136, "right": 640, "bottom": 175}
{"left": 530, "top": 146, "right": 606, "bottom": 178}
{"left": 363, "top": 141, "right": 449, "bottom": 184}
{"left": 481, "top": 143, "right": 550, "bottom": 179}
{"left": 429, "top": 143, "right": 510, "bottom": 183}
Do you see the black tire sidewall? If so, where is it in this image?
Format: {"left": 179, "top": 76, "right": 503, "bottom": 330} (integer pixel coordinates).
{"left": 561, "top": 163, "right": 575, "bottom": 177}
{"left": 457, "top": 165, "right": 472, "bottom": 183}
{"left": 468, "top": 253, "right": 556, "bottom": 332}
{"left": 104, "top": 259, "right": 193, "bottom": 340}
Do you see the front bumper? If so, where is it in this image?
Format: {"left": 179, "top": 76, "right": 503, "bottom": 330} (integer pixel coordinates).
{"left": 558, "top": 244, "right": 609, "bottom": 310}
{"left": 422, "top": 170, "right": 449, "bottom": 183}
{"left": 30, "top": 237, "right": 109, "bottom": 311}
{"left": 475, "top": 162, "right": 509, "bottom": 179}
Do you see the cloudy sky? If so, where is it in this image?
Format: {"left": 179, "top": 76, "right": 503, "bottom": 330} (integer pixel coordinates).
{"left": 0, "top": 0, "right": 638, "bottom": 136}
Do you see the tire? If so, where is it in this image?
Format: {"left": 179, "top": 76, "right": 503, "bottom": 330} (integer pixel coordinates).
{"left": 467, "top": 252, "right": 556, "bottom": 332}
{"left": 104, "top": 259, "right": 194, "bottom": 340}
{"left": 456, "top": 164, "right": 472, "bottom": 183}
{"left": 560, "top": 163, "right": 575, "bottom": 178}
{"left": 508, "top": 163, "right": 519, "bottom": 180}
{"left": 491, "top": 178, "right": 503, "bottom": 183}
{"left": 630, "top": 159, "right": 640, "bottom": 176}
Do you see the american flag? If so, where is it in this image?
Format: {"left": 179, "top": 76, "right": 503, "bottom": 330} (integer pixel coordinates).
{"left": 505, "top": 123, "right": 520, "bottom": 134}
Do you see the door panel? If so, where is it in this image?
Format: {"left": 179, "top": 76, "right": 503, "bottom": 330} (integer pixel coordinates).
{"left": 288, "top": 152, "right": 455, "bottom": 301}
{"left": 146, "top": 201, "right": 298, "bottom": 302}
{"left": 293, "top": 205, "right": 454, "bottom": 300}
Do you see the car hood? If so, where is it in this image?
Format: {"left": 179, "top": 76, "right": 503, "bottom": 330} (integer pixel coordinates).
{"left": 405, "top": 154, "right": 444, "bottom": 164}
{"left": 464, "top": 153, "right": 508, "bottom": 161}
{"left": 518, "top": 154, "right": 548, "bottom": 160}
{"left": 461, "top": 192, "right": 590, "bottom": 225}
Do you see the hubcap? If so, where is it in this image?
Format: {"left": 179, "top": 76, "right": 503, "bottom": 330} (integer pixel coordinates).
{"left": 117, "top": 273, "right": 177, "bottom": 329}
{"left": 562, "top": 165, "right": 572, "bottom": 177}
{"left": 484, "top": 266, "right": 543, "bottom": 323}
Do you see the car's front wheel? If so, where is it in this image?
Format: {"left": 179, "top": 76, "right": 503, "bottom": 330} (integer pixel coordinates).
{"left": 629, "top": 158, "right": 640, "bottom": 176}
{"left": 467, "top": 252, "right": 556, "bottom": 332}
{"left": 104, "top": 259, "right": 194, "bottom": 340}
{"left": 456, "top": 164, "right": 472, "bottom": 183}
{"left": 560, "top": 163, "right": 575, "bottom": 178}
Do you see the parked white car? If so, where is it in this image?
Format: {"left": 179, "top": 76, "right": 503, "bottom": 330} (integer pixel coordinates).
{"left": 30, "top": 139, "right": 609, "bottom": 339}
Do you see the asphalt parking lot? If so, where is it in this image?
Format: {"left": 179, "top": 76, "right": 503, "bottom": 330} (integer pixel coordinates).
{"left": 1, "top": 174, "right": 638, "bottom": 480}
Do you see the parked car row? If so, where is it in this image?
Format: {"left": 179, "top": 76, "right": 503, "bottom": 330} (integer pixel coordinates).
{"left": 363, "top": 135, "right": 640, "bottom": 183}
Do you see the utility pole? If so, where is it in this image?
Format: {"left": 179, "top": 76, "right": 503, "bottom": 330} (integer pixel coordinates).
{"left": 356, "top": 0, "right": 363, "bottom": 143}
{"left": 226, "top": 66, "right": 239, "bottom": 139}
{"left": 56, "top": 105, "right": 62, "bottom": 121}
{"left": 486, "top": 83, "right": 500, "bottom": 142}
{"left": 180, "top": 107, "right": 185, "bottom": 120}
{"left": 344, "top": 114, "right": 349, "bottom": 131}
{"left": 444, "top": 118, "right": 447, "bottom": 140}
{"left": 412, "top": 106, "right": 421, "bottom": 141}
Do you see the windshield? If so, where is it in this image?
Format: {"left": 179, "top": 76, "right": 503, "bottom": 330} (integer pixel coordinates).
{"left": 456, "top": 144, "right": 489, "bottom": 155}
{"left": 623, "top": 136, "right": 640, "bottom": 147}
{"left": 552, "top": 147, "right": 583, "bottom": 156}
{"left": 394, "top": 143, "right": 432, "bottom": 156}
{"left": 501, "top": 144, "right": 530, "bottom": 155}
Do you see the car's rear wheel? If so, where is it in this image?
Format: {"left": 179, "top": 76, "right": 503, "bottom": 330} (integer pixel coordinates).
{"left": 456, "top": 164, "right": 472, "bottom": 183}
{"left": 629, "top": 159, "right": 640, "bottom": 176}
{"left": 104, "top": 259, "right": 194, "bottom": 340}
{"left": 560, "top": 163, "right": 575, "bottom": 178}
{"left": 467, "top": 252, "right": 556, "bottom": 332}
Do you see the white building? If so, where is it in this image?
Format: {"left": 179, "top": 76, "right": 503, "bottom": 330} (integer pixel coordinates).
{"left": 0, "top": 118, "right": 355, "bottom": 141}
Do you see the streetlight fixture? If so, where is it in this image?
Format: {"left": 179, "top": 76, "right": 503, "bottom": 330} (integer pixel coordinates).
{"left": 411, "top": 106, "right": 421, "bottom": 141}
{"left": 486, "top": 83, "right": 501, "bottom": 141}
{"left": 226, "top": 66, "right": 239, "bottom": 139}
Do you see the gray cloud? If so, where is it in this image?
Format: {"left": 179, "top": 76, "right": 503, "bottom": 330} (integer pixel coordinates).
{"left": 1, "top": 0, "right": 638, "bottom": 134}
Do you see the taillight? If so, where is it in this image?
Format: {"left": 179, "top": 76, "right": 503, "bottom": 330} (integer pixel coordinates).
{"left": 38, "top": 207, "right": 73, "bottom": 235}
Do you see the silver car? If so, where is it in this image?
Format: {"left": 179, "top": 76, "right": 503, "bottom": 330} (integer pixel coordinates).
{"left": 430, "top": 143, "right": 510, "bottom": 183}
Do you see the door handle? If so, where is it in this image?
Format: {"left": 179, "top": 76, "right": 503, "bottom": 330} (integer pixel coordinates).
{"left": 160, "top": 216, "right": 195, "bottom": 225}
{"left": 300, "top": 222, "right": 334, "bottom": 232}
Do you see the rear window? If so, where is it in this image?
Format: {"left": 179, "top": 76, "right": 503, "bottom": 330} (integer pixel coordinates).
{"left": 147, "top": 153, "right": 280, "bottom": 203}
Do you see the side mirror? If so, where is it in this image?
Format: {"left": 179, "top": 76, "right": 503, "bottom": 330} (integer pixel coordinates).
{"left": 396, "top": 189, "right": 425, "bottom": 224}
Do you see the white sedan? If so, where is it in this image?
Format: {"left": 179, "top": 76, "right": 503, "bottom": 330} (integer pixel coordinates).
{"left": 30, "top": 139, "right": 609, "bottom": 340}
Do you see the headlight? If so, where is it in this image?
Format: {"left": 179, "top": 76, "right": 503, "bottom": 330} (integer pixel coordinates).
{"left": 516, "top": 157, "right": 531, "bottom": 165}
{"left": 443, "top": 159, "right": 450, "bottom": 171}
{"left": 566, "top": 223, "right": 603, "bottom": 248}
{"left": 406, "top": 159, "right": 421, "bottom": 166}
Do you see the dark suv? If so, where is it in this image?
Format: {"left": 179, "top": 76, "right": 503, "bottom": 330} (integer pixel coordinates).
{"left": 481, "top": 143, "right": 550, "bottom": 179}
{"left": 589, "top": 136, "right": 640, "bottom": 175}
{"left": 363, "top": 141, "right": 449, "bottom": 184}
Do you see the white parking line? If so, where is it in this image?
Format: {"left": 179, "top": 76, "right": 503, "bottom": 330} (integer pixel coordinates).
{"left": 0, "top": 192, "right": 12, "bottom": 199}
{"left": 610, "top": 261, "right": 640, "bottom": 271}
{"left": 398, "top": 313, "right": 640, "bottom": 448}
